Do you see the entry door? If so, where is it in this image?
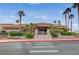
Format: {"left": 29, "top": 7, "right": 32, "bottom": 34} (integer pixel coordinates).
{"left": 38, "top": 28, "right": 47, "bottom": 35}
{"left": 38, "top": 30, "right": 45, "bottom": 35}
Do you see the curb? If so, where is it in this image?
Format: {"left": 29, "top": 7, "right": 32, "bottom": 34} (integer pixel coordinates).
{"left": 0, "top": 39, "right": 79, "bottom": 43}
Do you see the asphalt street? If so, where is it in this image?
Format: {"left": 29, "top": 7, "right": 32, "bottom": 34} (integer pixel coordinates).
{"left": 0, "top": 41, "right": 79, "bottom": 55}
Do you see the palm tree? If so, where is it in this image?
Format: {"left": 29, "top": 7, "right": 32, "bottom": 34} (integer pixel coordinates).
{"left": 63, "top": 10, "right": 67, "bottom": 27}
{"left": 58, "top": 20, "right": 61, "bottom": 25}
{"left": 69, "top": 14, "right": 74, "bottom": 32}
{"left": 53, "top": 20, "right": 56, "bottom": 24}
{"left": 18, "top": 10, "right": 25, "bottom": 32}
{"left": 71, "top": 3, "right": 79, "bottom": 32}
{"left": 16, "top": 19, "right": 19, "bottom": 24}
{"left": 65, "top": 8, "right": 71, "bottom": 28}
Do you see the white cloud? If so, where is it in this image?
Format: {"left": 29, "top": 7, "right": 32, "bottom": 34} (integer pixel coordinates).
{"left": 0, "top": 15, "right": 16, "bottom": 24}
{"left": 27, "top": 12, "right": 55, "bottom": 22}
{"left": 0, "top": 15, "right": 16, "bottom": 19}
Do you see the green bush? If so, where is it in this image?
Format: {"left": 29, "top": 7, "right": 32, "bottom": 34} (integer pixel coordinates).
{"left": 0, "top": 30, "right": 8, "bottom": 35}
{"left": 24, "top": 33, "right": 33, "bottom": 39}
{"left": 50, "top": 33, "right": 58, "bottom": 37}
{"left": 9, "top": 31, "right": 23, "bottom": 36}
{"left": 61, "top": 32, "right": 74, "bottom": 36}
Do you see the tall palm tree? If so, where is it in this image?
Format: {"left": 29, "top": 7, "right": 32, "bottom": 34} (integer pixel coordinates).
{"left": 69, "top": 14, "right": 74, "bottom": 32}
{"left": 58, "top": 20, "right": 61, "bottom": 25}
{"left": 65, "top": 8, "right": 71, "bottom": 28}
{"left": 18, "top": 10, "right": 25, "bottom": 32}
{"left": 63, "top": 10, "right": 67, "bottom": 27}
{"left": 71, "top": 3, "right": 79, "bottom": 32}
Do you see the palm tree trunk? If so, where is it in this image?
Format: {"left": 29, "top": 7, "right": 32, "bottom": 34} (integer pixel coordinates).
{"left": 68, "top": 12, "right": 70, "bottom": 29}
{"left": 20, "top": 15, "right": 22, "bottom": 32}
{"left": 71, "top": 18, "right": 72, "bottom": 32}
{"left": 77, "top": 6, "right": 79, "bottom": 33}
{"left": 65, "top": 14, "right": 67, "bottom": 27}
{"left": 29, "top": 25, "right": 30, "bottom": 33}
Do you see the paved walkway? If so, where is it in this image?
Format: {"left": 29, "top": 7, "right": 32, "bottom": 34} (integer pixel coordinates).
{"left": 35, "top": 35, "right": 52, "bottom": 40}
{"left": 34, "top": 29, "right": 52, "bottom": 40}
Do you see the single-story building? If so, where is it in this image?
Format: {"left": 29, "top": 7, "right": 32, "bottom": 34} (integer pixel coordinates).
{"left": 0, "top": 23, "right": 70, "bottom": 34}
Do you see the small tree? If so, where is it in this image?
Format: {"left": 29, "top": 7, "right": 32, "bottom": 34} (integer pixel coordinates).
{"left": 53, "top": 20, "right": 56, "bottom": 24}
{"left": 58, "top": 20, "right": 61, "bottom": 25}
{"left": 16, "top": 19, "right": 19, "bottom": 24}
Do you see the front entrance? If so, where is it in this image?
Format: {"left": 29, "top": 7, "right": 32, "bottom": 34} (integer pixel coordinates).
{"left": 38, "top": 27, "right": 48, "bottom": 35}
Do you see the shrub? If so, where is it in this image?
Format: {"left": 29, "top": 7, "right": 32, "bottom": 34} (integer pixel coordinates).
{"left": 24, "top": 33, "right": 33, "bottom": 39}
{"left": 0, "top": 30, "right": 8, "bottom": 35}
{"left": 61, "top": 32, "right": 74, "bottom": 36}
{"left": 9, "top": 31, "right": 23, "bottom": 36}
{"left": 50, "top": 33, "right": 58, "bottom": 37}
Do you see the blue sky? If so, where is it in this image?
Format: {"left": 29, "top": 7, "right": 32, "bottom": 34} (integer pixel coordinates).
{"left": 0, "top": 3, "right": 78, "bottom": 32}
